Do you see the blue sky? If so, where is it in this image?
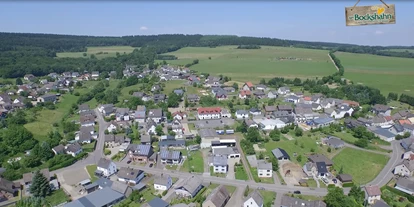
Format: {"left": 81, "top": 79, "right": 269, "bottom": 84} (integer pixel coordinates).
{"left": 0, "top": 1, "right": 412, "bottom": 46}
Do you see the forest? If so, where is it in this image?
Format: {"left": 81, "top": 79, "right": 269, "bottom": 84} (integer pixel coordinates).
{"left": 0, "top": 32, "right": 413, "bottom": 78}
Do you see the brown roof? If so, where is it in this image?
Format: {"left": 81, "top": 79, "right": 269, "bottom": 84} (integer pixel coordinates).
{"left": 245, "top": 82, "right": 254, "bottom": 88}
{"left": 337, "top": 174, "right": 353, "bottom": 182}
{"left": 365, "top": 185, "right": 381, "bottom": 196}
{"left": 204, "top": 185, "right": 230, "bottom": 207}
{"left": 0, "top": 178, "right": 18, "bottom": 194}
{"left": 308, "top": 154, "right": 334, "bottom": 166}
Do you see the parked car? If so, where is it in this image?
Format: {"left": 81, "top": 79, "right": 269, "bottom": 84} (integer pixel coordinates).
{"left": 257, "top": 187, "right": 265, "bottom": 190}
{"left": 127, "top": 160, "right": 131, "bottom": 164}
{"left": 333, "top": 179, "right": 337, "bottom": 184}
{"left": 149, "top": 163, "right": 154, "bottom": 168}
{"left": 293, "top": 191, "right": 301, "bottom": 194}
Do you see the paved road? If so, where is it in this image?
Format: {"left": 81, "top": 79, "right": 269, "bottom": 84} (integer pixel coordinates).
{"left": 93, "top": 108, "right": 109, "bottom": 163}
{"left": 365, "top": 141, "right": 403, "bottom": 187}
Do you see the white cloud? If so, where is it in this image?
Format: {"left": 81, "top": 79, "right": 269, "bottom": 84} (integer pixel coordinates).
{"left": 140, "top": 26, "right": 148, "bottom": 31}
{"left": 374, "top": 30, "right": 384, "bottom": 35}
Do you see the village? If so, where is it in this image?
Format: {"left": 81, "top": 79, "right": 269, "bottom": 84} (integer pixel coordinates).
{"left": 0, "top": 65, "right": 414, "bottom": 207}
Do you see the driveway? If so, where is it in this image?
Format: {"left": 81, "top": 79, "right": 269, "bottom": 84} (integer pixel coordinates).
{"left": 227, "top": 159, "right": 236, "bottom": 180}
{"left": 226, "top": 186, "right": 245, "bottom": 207}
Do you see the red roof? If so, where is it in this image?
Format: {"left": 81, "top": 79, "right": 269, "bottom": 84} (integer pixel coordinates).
{"left": 245, "top": 82, "right": 254, "bottom": 88}
{"left": 240, "top": 90, "right": 252, "bottom": 96}
{"left": 303, "top": 96, "right": 311, "bottom": 101}
{"left": 343, "top": 100, "right": 360, "bottom": 107}
{"left": 384, "top": 116, "right": 393, "bottom": 121}
{"left": 172, "top": 111, "right": 187, "bottom": 117}
{"left": 399, "top": 119, "right": 412, "bottom": 125}
{"left": 197, "top": 107, "right": 221, "bottom": 114}
{"left": 410, "top": 154, "right": 414, "bottom": 161}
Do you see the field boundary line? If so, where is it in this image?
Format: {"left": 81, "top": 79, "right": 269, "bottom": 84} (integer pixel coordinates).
{"left": 328, "top": 53, "right": 339, "bottom": 72}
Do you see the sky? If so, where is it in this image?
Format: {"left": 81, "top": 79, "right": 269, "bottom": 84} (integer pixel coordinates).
{"left": 0, "top": 1, "right": 412, "bottom": 46}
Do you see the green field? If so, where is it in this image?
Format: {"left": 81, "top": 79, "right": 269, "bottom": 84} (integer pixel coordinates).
{"left": 45, "top": 189, "right": 69, "bottom": 206}
{"left": 332, "top": 148, "right": 389, "bottom": 184}
{"left": 180, "top": 151, "right": 204, "bottom": 173}
{"left": 336, "top": 52, "right": 414, "bottom": 96}
{"left": 57, "top": 46, "right": 138, "bottom": 59}
{"left": 162, "top": 46, "right": 336, "bottom": 82}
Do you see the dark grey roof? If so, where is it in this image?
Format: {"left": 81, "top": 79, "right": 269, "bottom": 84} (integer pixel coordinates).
{"left": 159, "top": 139, "right": 185, "bottom": 147}
{"left": 94, "top": 178, "right": 113, "bottom": 189}
{"left": 372, "top": 104, "right": 391, "bottom": 112}
{"left": 148, "top": 197, "right": 169, "bottom": 207}
{"left": 316, "top": 162, "right": 328, "bottom": 174}
{"left": 313, "top": 117, "right": 334, "bottom": 125}
{"left": 97, "top": 158, "right": 112, "bottom": 169}
{"left": 175, "top": 175, "right": 203, "bottom": 196}
{"left": 111, "top": 181, "right": 129, "bottom": 194}
{"left": 308, "top": 154, "right": 334, "bottom": 166}
{"left": 257, "top": 160, "right": 272, "bottom": 170}
{"left": 66, "top": 143, "right": 82, "bottom": 153}
{"left": 325, "top": 137, "right": 345, "bottom": 147}
{"left": 53, "top": 144, "right": 65, "bottom": 154}
{"left": 160, "top": 150, "right": 181, "bottom": 160}
{"left": 271, "top": 148, "right": 290, "bottom": 159}
{"left": 198, "top": 129, "right": 217, "bottom": 138}
{"left": 372, "top": 200, "right": 390, "bottom": 207}
{"left": 245, "top": 190, "right": 263, "bottom": 207}
{"left": 117, "top": 167, "right": 143, "bottom": 180}
{"left": 134, "top": 145, "right": 152, "bottom": 156}
{"left": 213, "top": 147, "right": 239, "bottom": 156}
{"left": 213, "top": 156, "right": 228, "bottom": 166}
{"left": 141, "top": 135, "right": 151, "bottom": 143}
{"left": 154, "top": 174, "right": 171, "bottom": 186}
{"left": 78, "top": 104, "right": 90, "bottom": 111}
{"left": 371, "top": 127, "right": 396, "bottom": 138}
{"left": 148, "top": 108, "right": 163, "bottom": 117}
{"left": 280, "top": 195, "right": 326, "bottom": 207}
{"left": 278, "top": 105, "right": 293, "bottom": 111}
{"left": 64, "top": 187, "right": 124, "bottom": 207}
{"left": 236, "top": 110, "right": 249, "bottom": 115}
{"left": 204, "top": 185, "right": 230, "bottom": 207}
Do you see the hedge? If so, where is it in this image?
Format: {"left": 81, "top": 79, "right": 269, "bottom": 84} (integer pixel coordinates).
{"left": 384, "top": 186, "right": 414, "bottom": 203}
{"left": 342, "top": 182, "right": 354, "bottom": 187}
{"left": 327, "top": 184, "right": 336, "bottom": 188}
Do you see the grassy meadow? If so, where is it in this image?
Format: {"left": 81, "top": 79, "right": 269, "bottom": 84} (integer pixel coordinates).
{"left": 336, "top": 52, "right": 414, "bottom": 96}
{"left": 56, "top": 46, "right": 138, "bottom": 59}
{"left": 162, "top": 46, "right": 336, "bottom": 82}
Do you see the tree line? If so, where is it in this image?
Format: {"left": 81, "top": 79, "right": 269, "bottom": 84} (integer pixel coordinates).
{"left": 329, "top": 51, "right": 344, "bottom": 76}
{"left": 236, "top": 45, "right": 261, "bottom": 49}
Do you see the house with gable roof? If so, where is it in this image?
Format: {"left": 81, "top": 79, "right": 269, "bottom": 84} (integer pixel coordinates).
{"left": 242, "top": 82, "right": 255, "bottom": 91}
{"left": 243, "top": 190, "right": 264, "bottom": 207}
{"left": 174, "top": 175, "right": 203, "bottom": 198}
{"left": 202, "top": 185, "right": 231, "bottom": 207}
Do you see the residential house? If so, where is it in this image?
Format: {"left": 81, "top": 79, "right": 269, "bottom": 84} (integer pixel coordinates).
{"left": 212, "top": 147, "right": 241, "bottom": 161}
{"left": 308, "top": 154, "right": 334, "bottom": 167}
{"left": 80, "top": 114, "right": 95, "bottom": 127}
{"left": 344, "top": 118, "right": 365, "bottom": 129}
{"left": 153, "top": 94, "right": 167, "bottom": 103}
{"left": 393, "top": 160, "right": 414, "bottom": 177}
{"left": 205, "top": 76, "right": 221, "bottom": 88}
{"left": 245, "top": 119, "right": 259, "bottom": 128}
{"left": 148, "top": 108, "right": 164, "bottom": 123}
{"left": 64, "top": 187, "right": 124, "bottom": 207}
{"left": 96, "top": 158, "right": 117, "bottom": 177}
{"left": 171, "top": 118, "right": 184, "bottom": 134}
{"left": 154, "top": 174, "right": 173, "bottom": 191}
{"left": 294, "top": 106, "right": 316, "bottom": 122}
{"left": 243, "top": 190, "right": 264, "bottom": 207}
{"left": 24, "top": 74, "right": 36, "bottom": 81}
{"left": 159, "top": 138, "right": 186, "bottom": 149}
{"left": 337, "top": 174, "right": 353, "bottom": 183}
{"left": 264, "top": 106, "right": 277, "bottom": 116}
{"left": 253, "top": 90, "right": 266, "bottom": 99}
{"left": 160, "top": 150, "right": 182, "bottom": 165}
{"left": 372, "top": 200, "right": 390, "bottom": 207}
{"left": 277, "top": 105, "right": 293, "bottom": 114}
{"left": 239, "top": 90, "right": 252, "bottom": 99}
{"left": 257, "top": 118, "right": 287, "bottom": 130}
{"left": 329, "top": 104, "right": 354, "bottom": 119}
{"left": 0, "top": 178, "right": 19, "bottom": 198}
{"left": 117, "top": 167, "right": 145, "bottom": 184}
{"left": 267, "top": 91, "right": 278, "bottom": 99}
{"left": 322, "top": 136, "right": 345, "bottom": 149}
{"left": 37, "top": 94, "right": 57, "bottom": 103}
{"left": 280, "top": 195, "right": 326, "bottom": 207}
{"left": 223, "top": 87, "right": 235, "bottom": 93}
{"left": 146, "top": 119, "right": 157, "bottom": 135}
{"left": 365, "top": 185, "right": 382, "bottom": 205}
{"left": 140, "top": 135, "right": 152, "bottom": 145}
{"left": 23, "top": 169, "right": 50, "bottom": 185}
{"left": 173, "top": 111, "right": 187, "bottom": 120}
{"left": 115, "top": 108, "right": 130, "bottom": 121}
{"left": 100, "top": 104, "right": 114, "bottom": 116}
{"left": 187, "top": 94, "right": 200, "bottom": 103}
{"left": 76, "top": 127, "right": 94, "bottom": 143}
{"left": 249, "top": 108, "right": 262, "bottom": 116}
{"left": 303, "top": 162, "right": 317, "bottom": 177}
{"left": 175, "top": 175, "right": 203, "bottom": 198}
{"left": 372, "top": 115, "right": 394, "bottom": 127}
{"left": 133, "top": 92, "right": 150, "bottom": 101}
{"left": 242, "top": 82, "right": 255, "bottom": 91}
{"left": 316, "top": 162, "right": 328, "bottom": 178}
{"left": 221, "top": 109, "right": 231, "bottom": 118}
{"left": 107, "top": 122, "right": 119, "bottom": 133}
{"left": 128, "top": 144, "right": 155, "bottom": 163}
{"left": 91, "top": 71, "right": 100, "bottom": 80}
{"left": 395, "top": 177, "right": 414, "bottom": 195}
{"left": 212, "top": 156, "right": 228, "bottom": 173}
{"left": 271, "top": 148, "right": 290, "bottom": 160}
{"left": 369, "top": 126, "right": 396, "bottom": 142}
{"left": 312, "top": 103, "right": 322, "bottom": 111}
{"left": 212, "top": 87, "right": 227, "bottom": 100}
{"left": 198, "top": 107, "right": 221, "bottom": 120}
{"left": 277, "top": 87, "right": 290, "bottom": 95}
{"left": 65, "top": 143, "right": 83, "bottom": 157}
{"left": 135, "top": 105, "right": 146, "bottom": 123}
{"left": 372, "top": 104, "right": 392, "bottom": 116}
{"left": 285, "top": 95, "right": 300, "bottom": 104}
{"left": 202, "top": 185, "right": 231, "bottom": 207}
{"left": 78, "top": 104, "right": 90, "bottom": 114}
{"left": 257, "top": 160, "right": 272, "bottom": 178}
{"left": 52, "top": 144, "right": 65, "bottom": 155}
{"left": 235, "top": 110, "right": 249, "bottom": 120}
{"left": 256, "top": 84, "right": 267, "bottom": 91}
{"left": 174, "top": 89, "right": 185, "bottom": 96}
{"left": 309, "top": 117, "right": 335, "bottom": 129}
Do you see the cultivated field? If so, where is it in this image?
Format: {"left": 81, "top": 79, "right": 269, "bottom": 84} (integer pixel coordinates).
{"left": 56, "top": 46, "right": 138, "bottom": 59}
{"left": 336, "top": 52, "right": 414, "bottom": 96}
{"left": 163, "top": 46, "right": 336, "bottom": 82}
{"left": 332, "top": 148, "right": 389, "bottom": 184}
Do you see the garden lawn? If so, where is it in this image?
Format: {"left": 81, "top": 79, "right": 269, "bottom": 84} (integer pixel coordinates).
{"left": 235, "top": 166, "right": 249, "bottom": 180}
{"left": 163, "top": 46, "right": 336, "bottom": 83}
{"left": 86, "top": 165, "right": 98, "bottom": 182}
{"left": 250, "top": 167, "right": 274, "bottom": 184}
{"left": 82, "top": 141, "right": 96, "bottom": 153}
{"left": 248, "top": 189, "right": 276, "bottom": 207}
{"left": 45, "top": 189, "right": 69, "bottom": 206}
{"left": 332, "top": 148, "right": 389, "bottom": 184}
{"left": 163, "top": 80, "right": 186, "bottom": 95}
{"left": 336, "top": 51, "right": 414, "bottom": 96}
{"left": 180, "top": 151, "right": 204, "bottom": 173}
{"left": 24, "top": 109, "right": 64, "bottom": 141}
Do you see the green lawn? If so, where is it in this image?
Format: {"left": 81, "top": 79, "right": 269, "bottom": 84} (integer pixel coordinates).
{"left": 163, "top": 80, "right": 186, "bottom": 95}
{"left": 82, "top": 141, "right": 96, "bottom": 153}
{"left": 111, "top": 152, "right": 126, "bottom": 162}
{"left": 333, "top": 132, "right": 390, "bottom": 152}
{"left": 250, "top": 167, "right": 274, "bottom": 184}
{"left": 24, "top": 109, "right": 64, "bottom": 141}
{"left": 45, "top": 189, "right": 69, "bottom": 206}
{"left": 86, "top": 165, "right": 98, "bottom": 182}
{"left": 248, "top": 189, "right": 276, "bottom": 207}
{"left": 163, "top": 46, "right": 336, "bottom": 82}
{"left": 306, "top": 179, "right": 318, "bottom": 188}
{"left": 235, "top": 165, "right": 249, "bottom": 180}
{"left": 180, "top": 151, "right": 204, "bottom": 173}
{"left": 332, "top": 148, "right": 389, "bottom": 184}
{"left": 336, "top": 51, "right": 414, "bottom": 96}
{"left": 57, "top": 46, "right": 138, "bottom": 59}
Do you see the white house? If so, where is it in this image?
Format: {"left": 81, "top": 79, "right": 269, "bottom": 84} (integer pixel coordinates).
{"left": 221, "top": 109, "right": 231, "bottom": 118}
{"left": 365, "top": 186, "right": 382, "bottom": 205}
{"left": 244, "top": 190, "right": 264, "bottom": 207}
{"left": 117, "top": 167, "right": 145, "bottom": 185}
{"left": 277, "top": 87, "right": 290, "bottom": 95}
{"left": 249, "top": 108, "right": 262, "bottom": 116}
{"left": 235, "top": 110, "right": 249, "bottom": 120}
{"left": 198, "top": 107, "right": 221, "bottom": 120}
{"left": 212, "top": 156, "right": 228, "bottom": 173}
{"left": 330, "top": 105, "right": 354, "bottom": 119}
{"left": 393, "top": 160, "right": 414, "bottom": 177}
{"left": 65, "top": 143, "right": 82, "bottom": 157}
{"left": 256, "top": 118, "right": 286, "bottom": 130}
{"left": 96, "top": 158, "right": 117, "bottom": 177}
{"left": 107, "top": 122, "right": 118, "bottom": 133}
{"left": 267, "top": 91, "right": 278, "bottom": 99}
{"left": 257, "top": 160, "right": 272, "bottom": 178}
{"left": 154, "top": 174, "right": 173, "bottom": 191}
{"left": 172, "top": 112, "right": 187, "bottom": 120}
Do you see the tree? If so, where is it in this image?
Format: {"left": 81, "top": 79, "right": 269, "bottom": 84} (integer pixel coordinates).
{"left": 296, "top": 155, "right": 302, "bottom": 162}
{"left": 195, "top": 135, "right": 201, "bottom": 144}
{"left": 339, "top": 166, "right": 344, "bottom": 174}
{"left": 348, "top": 185, "right": 365, "bottom": 205}
{"left": 325, "top": 187, "right": 359, "bottom": 207}
{"left": 16, "top": 78, "right": 23, "bottom": 85}
{"left": 294, "top": 127, "right": 303, "bottom": 136}
{"left": 244, "top": 185, "right": 250, "bottom": 197}
{"left": 245, "top": 127, "right": 261, "bottom": 143}
{"left": 16, "top": 197, "right": 47, "bottom": 207}
{"left": 232, "top": 83, "right": 239, "bottom": 91}
{"left": 327, "top": 147, "right": 332, "bottom": 153}
{"left": 387, "top": 92, "right": 398, "bottom": 101}
{"left": 155, "top": 125, "right": 164, "bottom": 136}
{"left": 269, "top": 129, "right": 281, "bottom": 141}
{"left": 354, "top": 139, "right": 368, "bottom": 148}
{"left": 271, "top": 157, "right": 279, "bottom": 171}
{"left": 30, "top": 170, "right": 51, "bottom": 198}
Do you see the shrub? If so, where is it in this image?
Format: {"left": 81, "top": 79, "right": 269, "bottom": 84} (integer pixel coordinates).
{"left": 104, "top": 149, "right": 111, "bottom": 155}
{"left": 342, "top": 182, "right": 354, "bottom": 187}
